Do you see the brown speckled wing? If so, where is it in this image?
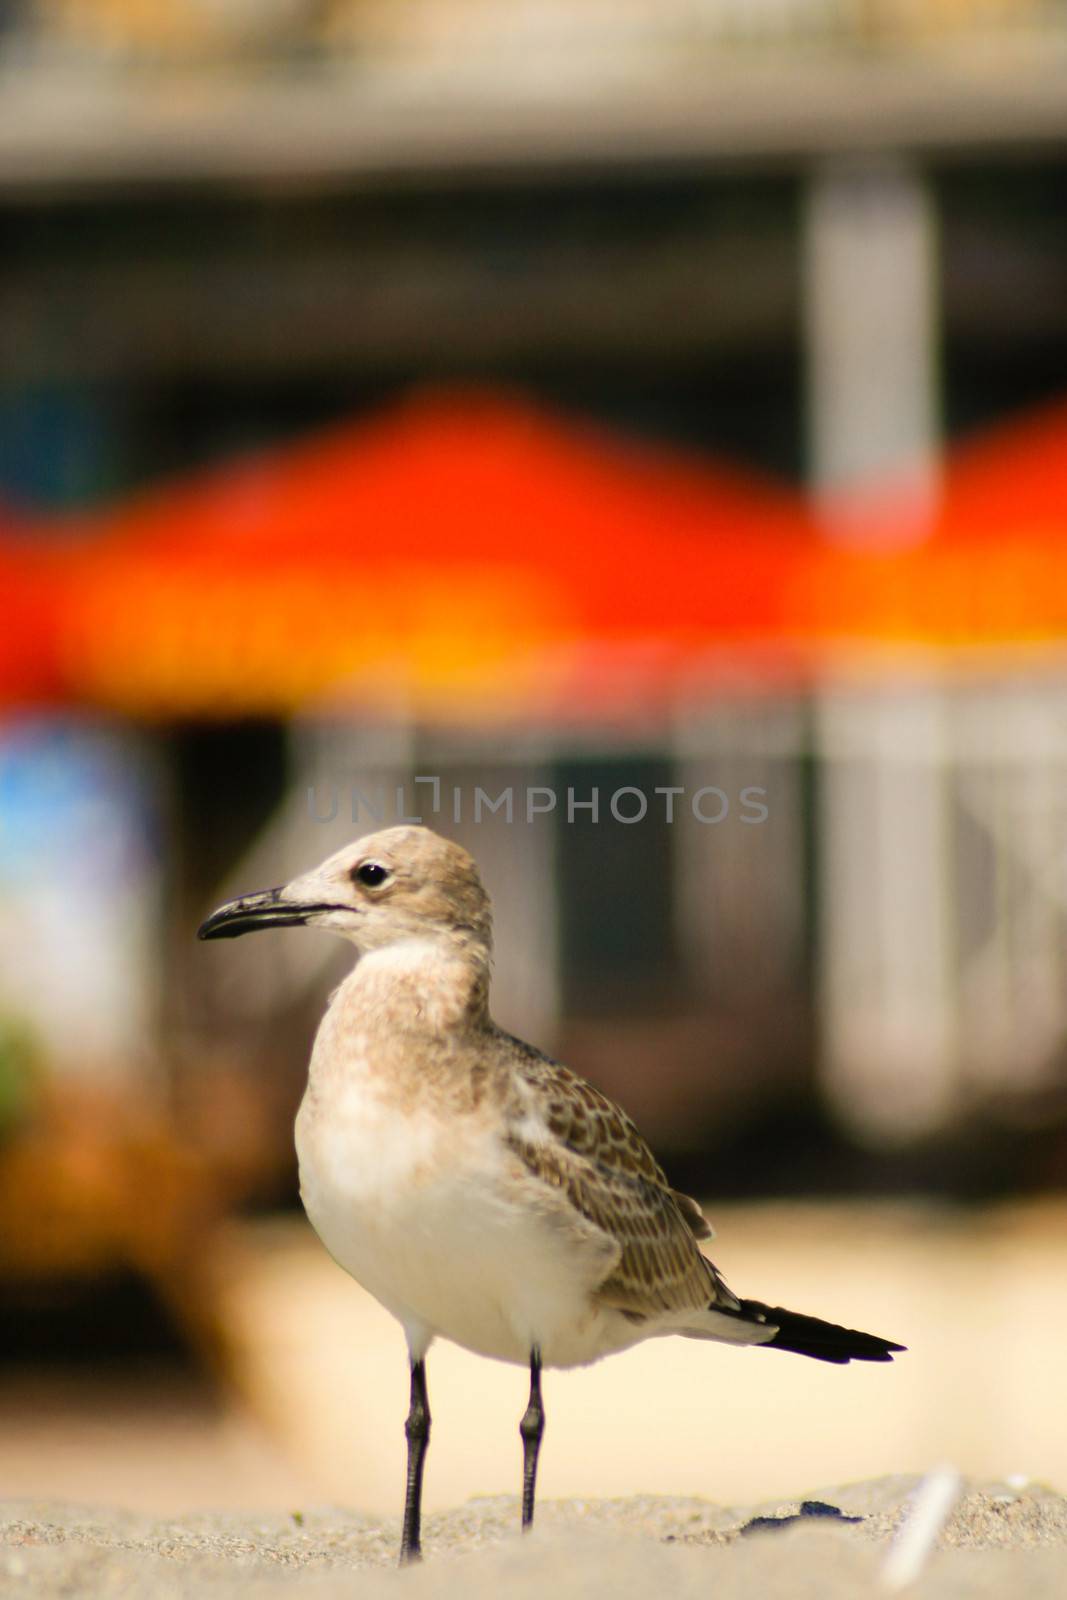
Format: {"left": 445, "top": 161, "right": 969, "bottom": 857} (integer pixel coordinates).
{"left": 504, "top": 1048, "right": 737, "bottom": 1321}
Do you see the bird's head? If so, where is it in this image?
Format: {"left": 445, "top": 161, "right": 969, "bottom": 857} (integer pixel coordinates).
{"left": 197, "top": 825, "right": 492, "bottom": 958}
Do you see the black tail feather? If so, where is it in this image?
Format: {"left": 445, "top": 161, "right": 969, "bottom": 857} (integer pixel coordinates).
{"left": 739, "top": 1298, "right": 906, "bottom": 1365}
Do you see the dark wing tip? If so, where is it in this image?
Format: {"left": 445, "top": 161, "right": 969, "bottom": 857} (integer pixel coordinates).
{"left": 741, "top": 1300, "right": 906, "bottom": 1365}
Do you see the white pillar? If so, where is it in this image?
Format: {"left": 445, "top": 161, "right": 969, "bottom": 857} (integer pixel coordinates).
{"left": 817, "top": 687, "right": 958, "bottom": 1143}
{"left": 804, "top": 157, "right": 940, "bottom": 544}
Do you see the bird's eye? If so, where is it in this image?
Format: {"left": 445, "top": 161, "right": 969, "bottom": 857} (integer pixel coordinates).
{"left": 355, "top": 861, "right": 390, "bottom": 888}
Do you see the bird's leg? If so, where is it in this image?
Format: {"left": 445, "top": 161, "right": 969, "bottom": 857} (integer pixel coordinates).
{"left": 400, "top": 1358, "right": 431, "bottom": 1565}
{"left": 519, "top": 1347, "right": 544, "bottom": 1531}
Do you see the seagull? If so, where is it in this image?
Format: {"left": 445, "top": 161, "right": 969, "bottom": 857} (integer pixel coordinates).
{"left": 198, "top": 825, "right": 904, "bottom": 1563}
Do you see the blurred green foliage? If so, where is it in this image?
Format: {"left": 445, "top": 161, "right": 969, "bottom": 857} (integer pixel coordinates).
{"left": 0, "top": 1013, "right": 43, "bottom": 1138}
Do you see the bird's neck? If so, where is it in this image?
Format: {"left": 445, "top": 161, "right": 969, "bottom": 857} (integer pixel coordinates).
{"left": 343, "top": 937, "right": 492, "bottom": 1035}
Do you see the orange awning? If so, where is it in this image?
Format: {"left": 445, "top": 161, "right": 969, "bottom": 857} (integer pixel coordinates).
{"left": 23, "top": 388, "right": 1067, "bottom": 723}
{"left": 42, "top": 388, "right": 816, "bottom": 720}
{"left": 800, "top": 399, "right": 1067, "bottom": 658}
{"left": 0, "top": 504, "right": 64, "bottom": 710}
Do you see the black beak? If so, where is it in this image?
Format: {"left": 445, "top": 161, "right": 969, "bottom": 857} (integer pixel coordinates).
{"left": 197, "top": 887, "right": 340, "bottom": 941}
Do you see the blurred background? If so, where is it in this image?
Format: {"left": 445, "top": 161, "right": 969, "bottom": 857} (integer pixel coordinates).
{"left": 3, "top": 0, "right": 1067, "bottom": 1517}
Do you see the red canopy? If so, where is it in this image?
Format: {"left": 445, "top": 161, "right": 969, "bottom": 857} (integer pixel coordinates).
{"left": 800, "top": 398, "right": 1067, "bottom": 655}
{"left": 931, "top": 398, "right": 1067, "bottom": 546}
{"left": 0, "top": 503, "right": 63, "bottom": 709}
{"left": 13, "top": 389, "right": 1067, "bottom": 720}
{"left": 45, "top": 388, "right": 816, "bottom": 720}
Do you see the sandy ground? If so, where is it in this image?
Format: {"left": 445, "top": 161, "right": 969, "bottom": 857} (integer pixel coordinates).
{"left": 5, "top": 1205, "right": 1067, "bottom": 1595}
{"left": 3, "top": 1480, "right": 1067, "bottom": 1598}
{"left": 0, "top": 1370, "right": 309, "bottom": 1514}
{"left": 6, "top": 1203, "right": 1067, "bottom": 1517}
{"left": 215, "top": 1202, "right": 1067, "bottom": 1511}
